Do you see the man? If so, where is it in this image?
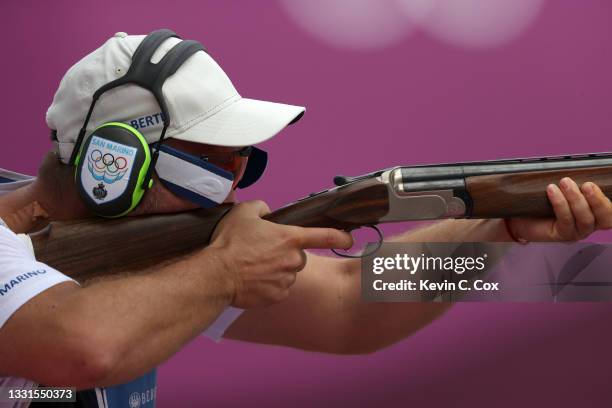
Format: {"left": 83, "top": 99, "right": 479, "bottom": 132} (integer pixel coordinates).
{"left": 0, "top": 31, "right": 355, "bottom": 407}
{"left": 0, "top": 30, "right": 610, "bottom": 407}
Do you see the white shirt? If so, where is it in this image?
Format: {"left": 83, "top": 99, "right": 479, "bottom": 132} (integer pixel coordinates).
{"left": 0, "top": 220, "right": 75, "bottom": 408}
{"left": 0, "top": 223, "right": 76, "bottom": 329}
{"left": 0, "top": 168, "right": 241, "bottom": 407}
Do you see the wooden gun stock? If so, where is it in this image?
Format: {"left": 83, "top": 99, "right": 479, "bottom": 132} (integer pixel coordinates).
{"left": 31, "top": 205, "right": 232, "bottom": 282}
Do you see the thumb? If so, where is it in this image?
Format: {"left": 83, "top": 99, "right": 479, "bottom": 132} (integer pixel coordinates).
{"left": 240, "top": 200, "right": 271, "bottom": 218}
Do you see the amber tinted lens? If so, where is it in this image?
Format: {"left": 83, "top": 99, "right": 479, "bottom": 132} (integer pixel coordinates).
{"left": 204, "top": 154, "right": 241, "bottom": 173}
{"left": 202, "top": 154, "right": 247, "bottom": 187}
{"left": 203, "top": 147, "right": 251, "bottom": 176}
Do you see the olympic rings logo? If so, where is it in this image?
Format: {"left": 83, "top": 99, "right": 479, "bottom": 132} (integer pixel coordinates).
{"left": 89, "top": 149, "right": 128, "bottom": 174}
{"left": 87, "top": 148, "right": 130, "bottom": 184}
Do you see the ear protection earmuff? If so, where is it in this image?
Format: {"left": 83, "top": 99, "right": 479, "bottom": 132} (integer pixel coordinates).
{"left": 70, "top": 29, "right": 205, "bottom": 218}
{"left": 73, "top": 122, "right": 152, "bottom": 217}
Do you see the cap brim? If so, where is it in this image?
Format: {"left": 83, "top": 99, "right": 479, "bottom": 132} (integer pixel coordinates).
{"left": 172, "top": 97, "right": 305, "bottom": 146}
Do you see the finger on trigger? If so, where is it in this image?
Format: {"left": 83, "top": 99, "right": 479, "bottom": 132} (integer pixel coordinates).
{"left": 299, "top": 227, "right": 354, "bottom": 249}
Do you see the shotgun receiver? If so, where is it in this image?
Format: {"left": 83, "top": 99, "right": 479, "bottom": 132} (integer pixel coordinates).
{"left": 31, "top": 152, "right": 612, "bottom": 281}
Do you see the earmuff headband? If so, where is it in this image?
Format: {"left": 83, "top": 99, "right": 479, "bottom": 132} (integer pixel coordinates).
{"left": 70, "top": 29, "right": 206, "bottom": 180}
{"left": 71, "top": 29, "right": 212, "bottom": 217}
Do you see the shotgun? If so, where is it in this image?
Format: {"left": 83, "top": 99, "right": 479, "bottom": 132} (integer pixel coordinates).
{"left": 31, "top": 152, "right": 612, "bottom": 281}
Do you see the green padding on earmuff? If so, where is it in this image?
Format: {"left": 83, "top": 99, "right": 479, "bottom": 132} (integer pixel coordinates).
{"left": 74, "top": 122, "right": 151, "bottom": 218}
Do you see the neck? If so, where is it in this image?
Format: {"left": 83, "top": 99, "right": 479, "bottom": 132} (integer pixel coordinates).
{"left": 0, "top": 183, "right": 49, "bottom": 233}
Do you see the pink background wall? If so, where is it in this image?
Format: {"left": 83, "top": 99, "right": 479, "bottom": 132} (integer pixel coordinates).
{"left": 1, "top": 0, "right": 610, "bottom": 406}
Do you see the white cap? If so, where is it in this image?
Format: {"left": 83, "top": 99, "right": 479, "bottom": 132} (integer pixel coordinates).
{"left": 47, "top": 32, "right": 305, "bottom": 164}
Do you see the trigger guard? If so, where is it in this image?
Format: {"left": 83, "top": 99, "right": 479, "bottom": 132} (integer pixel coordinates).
{"left": 331, "top": 225, "right": 383, "bottom": 259}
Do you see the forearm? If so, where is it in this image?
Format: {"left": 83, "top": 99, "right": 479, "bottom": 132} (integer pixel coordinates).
{"left": 226, "top": 252, "right": 450, "bottom": 354}
{"left": 227, "top": 220, "right": 510, "bottom": 354}
{"left": 228, "top": 220, "right": 513, "bottom": 354}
